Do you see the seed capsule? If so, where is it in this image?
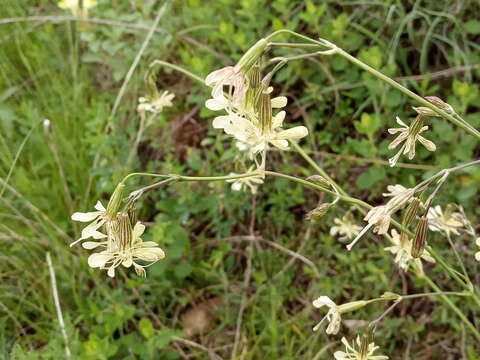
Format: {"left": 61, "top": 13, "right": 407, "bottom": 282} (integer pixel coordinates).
{"left": 306, "top": 203, "right": 331, "bottom": 221}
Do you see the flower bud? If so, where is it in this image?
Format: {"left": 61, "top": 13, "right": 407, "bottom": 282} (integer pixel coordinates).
{"left": 307, "top": 175, "right": 331, "bottom": 188}
{"left": 425, "top": 96, "right": 454, "bottom": 114}
{"left": 105, "top": 183, "right": 125, "bottom": 220}
{"left": 412, "top": 217, "right": 428, "bottom": 258}
{"left": 235, "top": 39, "right": 268, "bottom": 73}
{"left": 306, "top": 203, "right": 331, "bottom": 221}
{"left": 381, "top": 291, "right": 401, "bottom": 301}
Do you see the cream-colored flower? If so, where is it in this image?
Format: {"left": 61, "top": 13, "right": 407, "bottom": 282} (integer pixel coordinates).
{"left": 312, "top": 296, "right": 342, "bottom": 334}
{"left": 330, "top": 213, "right": 362, "bottom": 241}
{"left": 312, "top": 296, "right": 368, "bottom": 335}
{"left": 388, "top": 116, "right": 436, "bottom": 167}
{"left": 137, "top": 90, "right": 175, "bottom": 114}
{"left": 85, "top": 219, "right": 165, "bottom": 278}
{"left": 212, "top": 108, "right": 307, "bottom": 158}
{"left": 347, "top": 187, "right": 415, "bottom": 250}
{"left": 384, "top": 229, "right": 435, "bottom": 272}
{"left": 427, "top": 205, "right": 466, "bottom": 235}
{"left": 205, "top": 66, "right": 248, "bottom": 108}
{"left": 70, "top": 201, "right": 108, "bottom": 246}
{"left": 334, "top": 337, "right": 388, "bottom": 360}
{"left": 58, "top": 0, "right": 97, "bottom": 18}
{"left": 226, "top": 169, "right": 264, "bottom": 194}
{"left": 382, "top": 184, "right": 408, "bottom": 198}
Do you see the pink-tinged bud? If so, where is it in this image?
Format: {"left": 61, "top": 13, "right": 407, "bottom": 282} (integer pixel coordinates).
{"left": 425, "top": 96, "right": 454, "bottom": 114}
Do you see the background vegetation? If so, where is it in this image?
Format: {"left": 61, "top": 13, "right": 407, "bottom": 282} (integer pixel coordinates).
{"left": 1, "top": 0, "right": 479, "bottom": 358}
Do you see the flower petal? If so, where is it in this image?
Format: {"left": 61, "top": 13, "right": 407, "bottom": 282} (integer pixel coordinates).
{"left": 71, "top": 211, "right": 101, "bottom": 222}
{"left": 134, "top": 247, "right": 166, "bottom": 262}
{"left": 272, "top": 111, "right": 286, "bottom": 129}
{"left": 88, "top": 253, "right": 111, "bottom": 268}
{"left": 312, "top": 296, "right": 335, "bottom": 309}
{"left": 275, "top": 126, "right": 308, "bottom": 140}
{"left": 271, "top": 96, "right": 287, "bottom": 108}
{"left": 82, "top": 241, "right": 104, "bottom": 250}
{"left": 132, "top": 222, "right": 146, "bottom": 240}
{"left": 205, "top": 96, "right": 229, "bottom": 111}
{"left": 417, "top": 136, "right": 436, "bottom": 152}
{"left": 94, "top": 201, "right": 106, "bottom": 212}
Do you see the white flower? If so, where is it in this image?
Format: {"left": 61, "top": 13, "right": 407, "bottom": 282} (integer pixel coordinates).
{"left": 205, "top": 66, "right": 248, "bottom": 108}
{"left": 58, "top": 0, "right": 97, "bottom": 18}
{"left": 388, "top": 116, "right": 436, "bottom": 167}
{"left": 382, "top": 184, "right": 408, "bottom": 198}
{"left": 85, "top": 220, "right": 165, "bottom": 278}
{"left": 312, "top": 296, "right": 342, "bottom": 334}
{"left": 226, "top": 169, "right": 264, "bottom": 194}
{"left": 475, "top": 238, "right": 480, "bottom": 262}
{"left": 70, "top": 201, "right": 108, "bottom": 246}
{"left": 334, "top": 337, "right": 388, "bottom": 360}
{"left": 384, "top": 229, "right": 435, "bottom": 272}
{"left": 137, "top": 90, "right": 174, "bottom": 114}
{"left": 347, "top": 187, "right": 415, "bottom": 250}
{"left": 427, "top": 205, "right": 466, "bottom": 235}
{"left": 212, "top": 109, "right": 308, "bottom": 157}
{"left": 330, "top": 213, "right": 362, "bottom": 241}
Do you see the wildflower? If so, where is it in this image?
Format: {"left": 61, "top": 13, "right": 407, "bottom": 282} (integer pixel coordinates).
{"left": 212, "top": 89, "right": 308, "bottom": 158}
{"left": 58, "top": 0, "right": 97, "bottom": 18}
{"left": 382, "top": 184, "right": 407, "bottom": 198}
{"left": 205, "top": 39, "right": 268, "bottom": 107}
{"left": 347, "top": 187, "right": 415, "bottom": 250}
{"left": 334, "top": 337, "right": 388, "bottom": 360}
{"left": 388, "top": 116, "right": 436, "bottom": 167}
{"left": 427, "top": 205, "right": 466, "bottom": 235}
{"left": 384, "top": 229, "right": 434, "bottom": 272}
{"left": 70, "top": 201, "right": 108, "bottom": 246}
{"left": 226, "top": 169, "right": 264, "bottom": 194}
{"left": 137, "top": 90, "right": 175, "bottom": 114}
{"left": 330, "top": 213, "right": 362, "bottom": 241}
{"left": 85, "top": 214, "right": 165, "bottom": 278}
{"left": 205, "top": 67, "right": 249, "bottom": 108}
{"left": 312, "top": 296, "right": 367, "bottom": 334}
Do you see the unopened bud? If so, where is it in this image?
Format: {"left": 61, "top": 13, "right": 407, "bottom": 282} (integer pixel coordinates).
{"left": 402, "top": 198, "right": 420, "bottom": 226}
{"left": 412, "top": 217, "right": 428, "bottom": 258}
{"left": 425, "top": 96, "right": 454, "bottom": 114}
{"left": 236, "top": 39, "right": 268, "bottom": 73}
{"left": 307, "top": 175, "right": 331, "bottom": 188}
{"left": 381, "top": 291, "right": 401, "bottom": 301}
{"left": 306, "top": 203, "right": 331, "bottom": 221}
{"left": 105, "top": 183, "right": 125, "bottom": 220}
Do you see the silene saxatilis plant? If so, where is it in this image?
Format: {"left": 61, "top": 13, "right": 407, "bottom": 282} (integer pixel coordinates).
{"left": 71, "top": 29, "right": 480, "bottom": 355}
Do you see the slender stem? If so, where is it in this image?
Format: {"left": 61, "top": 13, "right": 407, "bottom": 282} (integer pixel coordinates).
{"left": 149, "top": 60, "right": 205, "bottom": 84}
{"left": 423, "top": 275, "right": 480, "bottom": 341}
{"left": 334, "top": 47, "right": 480, "bottom": 139}
{"left": 446, "top": 232, "right": 471, "bottom": 285}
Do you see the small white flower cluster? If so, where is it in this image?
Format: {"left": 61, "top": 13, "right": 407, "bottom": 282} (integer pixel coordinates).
{"left": 137, "top": 90, "right": 175, "bottom": 114}
{"left": 330, "top": 212, "right": 362, "bottom": 242}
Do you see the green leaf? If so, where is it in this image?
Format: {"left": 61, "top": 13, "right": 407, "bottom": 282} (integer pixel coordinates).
{"left": 139, "top": 317, "right": 155, "bottom": 339}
